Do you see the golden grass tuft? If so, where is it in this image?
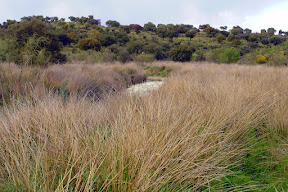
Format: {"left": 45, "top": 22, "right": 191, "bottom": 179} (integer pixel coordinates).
{"left": 0, "top": 62, "right": 288, "bottom": 191}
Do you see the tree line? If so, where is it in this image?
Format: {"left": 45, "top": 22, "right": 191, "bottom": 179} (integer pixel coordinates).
{"left": 0, "top": 15, "right": 287, "bottom": 65}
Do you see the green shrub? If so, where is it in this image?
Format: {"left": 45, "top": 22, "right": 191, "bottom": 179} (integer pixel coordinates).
{"left": 267, "top": 53, "right": 288, "bottom": 66}
{"left": 117, "top": 49, "right": 132, "bottom": 63}
{"left": 204, "top": 48, "right": 223, "bottom": 63}
{"left": 77, "top": 38, "right": 101, "bottom": 51}
{"left": 216, "top": 33, "right": 226, "bottom": 43}
{"left": 134, "top": 53, "right": 155, "bottom": 63}
{"left": 126, "top": 40, "right": 144, "bottom": 54}
{"left": 219, "top": 47, "right": 240, "bottom": 63}
{"left": 170, "top": 44, "right": 195, "bottom": 62}
{"left": 7, "top": 18, "right": 66, "bottom": 65}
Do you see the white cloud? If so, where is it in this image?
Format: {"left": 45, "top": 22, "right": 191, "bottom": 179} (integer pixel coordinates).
{"left": 242, "top": 1, "right": 288, "bottom": 32}
{"left": 39, "top": 2, "right": 73, "bottom": 18}
{"left": 181, "top": 3, "right": 208, "bottom": 25}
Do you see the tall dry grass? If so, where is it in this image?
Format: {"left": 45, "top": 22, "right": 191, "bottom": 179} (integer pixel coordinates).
{"left": 0, "top": 63, "right": 146, "bottom": 103}
{"left": 0, "top": 63, "right": 287, "bottom": 191}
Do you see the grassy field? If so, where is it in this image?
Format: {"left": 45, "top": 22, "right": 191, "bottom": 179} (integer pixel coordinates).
{"left": 0, "top": 62, "right": 287, "bottom": 191}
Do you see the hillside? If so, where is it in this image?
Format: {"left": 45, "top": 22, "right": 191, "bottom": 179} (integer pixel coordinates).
{"left": 1, "top": 15, "right": 288, "bottom": 65}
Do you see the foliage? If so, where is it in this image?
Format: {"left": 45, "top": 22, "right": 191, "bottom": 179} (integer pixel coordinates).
{"left": 77, "top": 38, "right": 101, "bottom": 51}
{"left": 185, "top": 29, "right": 197, "bottom": 40}
{"left": 6, "top": 18, "right": 66, "bottom": 65}
{"left": 126, "top": 40, "right": 144, "bottom": 54}
{"left": 106, "top": 20, "right": 120, "bottom": 27}
{"left": 216, "top": 33, "right": 226, "bottom": 43}
{"left": 270, "top": 36, "right": 284, "bottom": 45}
{"left": 143, "top": 22, "right": 156, "bottom": 32}
{"left": 117, "top": 49, "right": 132, "bottom": 63}
{"left": 170, "top": 44, "right": 195, "bottom": 62}
{"left": 1, "top": 15, "right": 288, "bottom": 65}
{"left": 219, "top": 47, "right": 240, "bottom": 63}
{"left": 256, "top": 55, "right": 268, "bottom": 64}
{"left": 134, "top": 53, "right": 155, "bottom": 63}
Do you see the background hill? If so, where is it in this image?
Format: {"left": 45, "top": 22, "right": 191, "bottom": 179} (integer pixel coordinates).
{"left": 1, "top": 15, "right": 288, "bottom": 66}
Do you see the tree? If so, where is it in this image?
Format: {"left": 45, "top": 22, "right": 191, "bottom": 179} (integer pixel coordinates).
{"left": 77, "top": 38, "right": 101, "bottom": 51}
{"left": 129, "top": 24, "right": 143, "bottom": 33}
{"left": 166, "top": 30, "right": 179, "bottom": 42}
{"left": 261, "top": 29, "right": 267, "bottom": 33}
{"left": 68, "top": 16, "right": 76, "bottom": 22}
{"left": 156, "top": 26, "right": 168, "bottom": 39}
{"left": 199, "top": 24, "right": 210, "bottom": 31}
{"left": 126, "top": 40, "right": 144, "bottom": 54}
{"left": 143, "top": 22, "right": 156, "bottom": 32}
{"left": 100, "top": 35, "right": 116, "bottom": 47}
{"left": 270, "top": 36, "right": 284, "bottom": 45}
{"left": 7, "top": 18, "right": 66, "bottom": 65}
{"left": 58, "top": 34, "right": 73, "bottom": 46}
{"left": 87, "top": 18, "right": 101, "bottom": 26}
{"left": 120, "top": 25, "right": 130, "bottom": 33}
{"left": 244, "top": 28, "right": 252, "bottom": 34}
{"left": 248, "top": 33, "right": 258, "bottom": 43}
{"left": 143, "top": 43, "right": 163, "bottom": 60}
{"left": 170, "top": 44, "right": 195, "bottom": 62}
{"left": 216, "top": 33, "right": 226, "bottom": 43}
{"left": 185, "top": 29, "right": 197, "bottom": 40}
{"left": 87, "top": 30, "right": 103, "bottom": 40}
{"left": 117, "top": 49, "right": 132, "bottom": 63}
{"left": 115, "top": 32, "right": 129, "bottom": 45}
{"left": 267, "top": 28, "right": 276, "bottom": 37}
{"left": 175, "top": 24, "right": 190, "bottom": 33}
{"left": 203, "top": 27, "right": 219, "bottom": 38}
{"left": 106, "top": 20, "right": 120, "bottom": 27}
{"left": 220, "top": 26, "right": 227, "bottom": 31}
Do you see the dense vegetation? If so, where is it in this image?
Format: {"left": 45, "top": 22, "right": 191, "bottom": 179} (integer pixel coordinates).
{"left": 0, "top": 15, "right": 288, "bottom": 191}
{"left": 1, "top": 15, "right": 288, "bottom": 65}
{"left": 0, "top": 62, "right": 288, "bottom": 191}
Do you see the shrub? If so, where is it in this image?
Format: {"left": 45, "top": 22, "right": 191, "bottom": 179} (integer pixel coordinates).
{"left": 267, "top": 53, "right": 288, "bottom": 66}
{"left": 77, "top": 38, "right": 101, "bottom": 51}
{"left": 126, "top": 40, "right": 144, "bottom": 54}
{"left": 7, "top": 18, "right": 66, "bottom": 65}
{"left": 134, "top": 53, "right": 155, "bottom": 63}
{"left": 216, "top": 33, "right": 226, "bottom": 43}
{"left": 270, "top": 36, "right": 284, "bottom": 45}
{"left": 219, "top": 47, "right": 240, "bottom": 63}
{"left": 170, "top": 44, "right": 196, "bottom": 62}
{"left": 256, "top": 55, "right": 268, "bottom": 64}
{"left": 117, "top": 49, "right": 132, "bottom": 63}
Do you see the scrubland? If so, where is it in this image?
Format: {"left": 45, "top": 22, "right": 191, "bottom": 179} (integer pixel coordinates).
{"left": 0, "top": 62, "right": 287, "bottom": 191}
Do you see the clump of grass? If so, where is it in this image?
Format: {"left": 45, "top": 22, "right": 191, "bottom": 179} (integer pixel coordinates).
{"left": 0, "top": 63, "right": 288, "bottom": 191}
{"left": 0, "top": 63, "right": 44, "bottom": 105}
{"left": 42, "top": 64, "right": 126, "bottom": 99}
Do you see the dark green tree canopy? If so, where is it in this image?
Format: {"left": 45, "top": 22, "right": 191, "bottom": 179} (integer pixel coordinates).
{"left": 106, "top": 20, "right": 120, "bottom": 27}
{"left": 170, "top": 44, "right": 195, "bottom": 62}
{"left": 143, "top": 22, "right": 156, "bottom": 32}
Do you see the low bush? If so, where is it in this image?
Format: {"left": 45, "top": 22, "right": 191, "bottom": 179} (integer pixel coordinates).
{"left": 170, "top": 44, "right": 195, "bottom": 62}
{"left": 133, "top": 53, "right": 155, "bottom": 63}
{"left": 256, "top": 54, "right": 269, "bottom": 64}
{"left": 219, "top": 47, "right": 240, "bottom": 63}
{"left": 77, "top": 38, "right": 101, "bottom": 51}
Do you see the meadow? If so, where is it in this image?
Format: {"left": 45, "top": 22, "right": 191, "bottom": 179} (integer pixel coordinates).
{"left": 0, "top": 62, "right": 287, "bottom": 191}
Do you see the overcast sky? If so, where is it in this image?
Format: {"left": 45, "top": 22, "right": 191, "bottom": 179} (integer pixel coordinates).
{"left": 1, "top": 0, "right": 287, "bottom": 32}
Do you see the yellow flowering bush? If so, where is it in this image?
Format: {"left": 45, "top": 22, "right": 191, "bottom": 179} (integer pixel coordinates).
{"left": 256, "top": 55, "right": 268, "bottom": 64}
